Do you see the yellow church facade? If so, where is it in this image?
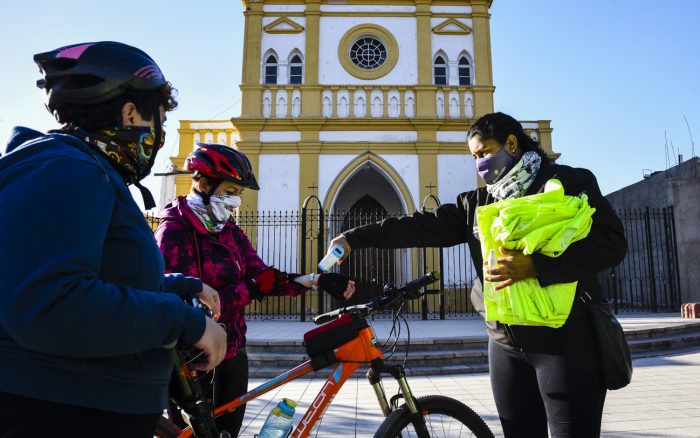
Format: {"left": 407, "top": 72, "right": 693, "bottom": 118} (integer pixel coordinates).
{"left": 170, "top": 0, "right": 555, "bottom": 217}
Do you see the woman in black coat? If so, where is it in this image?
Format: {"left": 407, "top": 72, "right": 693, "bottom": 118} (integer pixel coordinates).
{"left": 329, "top": 112, "right": 627, "bottom": 437}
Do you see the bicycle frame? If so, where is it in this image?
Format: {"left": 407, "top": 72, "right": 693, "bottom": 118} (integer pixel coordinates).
{"left": 175, "top": 324, "right": 386, "bottom": 438}
{"left": 168, "top": 273, "right": 448, "bottom": 438}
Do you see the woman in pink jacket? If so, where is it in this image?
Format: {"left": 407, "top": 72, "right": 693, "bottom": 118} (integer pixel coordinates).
{"left": 155, "top": 143, "right": 354, "bottom": 436}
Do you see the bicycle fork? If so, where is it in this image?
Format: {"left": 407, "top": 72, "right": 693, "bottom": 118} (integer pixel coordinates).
{"left": 171, "top": 350, "right": 222, "bottom": 438}
{"left": 367, "top": 360, "right": 431, "bottom": 437}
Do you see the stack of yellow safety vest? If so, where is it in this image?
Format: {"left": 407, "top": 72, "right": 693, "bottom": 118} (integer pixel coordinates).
{"left": 476, "top": 179, "right": 595, "bottom": 328}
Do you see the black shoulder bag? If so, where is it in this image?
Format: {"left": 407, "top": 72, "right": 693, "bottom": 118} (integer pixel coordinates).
{"left": 581, "top": 292, "right": 633, "bottom": 390}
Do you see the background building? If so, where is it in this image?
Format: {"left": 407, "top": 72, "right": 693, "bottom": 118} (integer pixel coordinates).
{"left": 168, "top": 0, "right": 555, "bottom": 216}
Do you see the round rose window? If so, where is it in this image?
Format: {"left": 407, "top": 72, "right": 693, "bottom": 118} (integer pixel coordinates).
{"left": 349, "top": 37, "right": 387, "bottom": 70}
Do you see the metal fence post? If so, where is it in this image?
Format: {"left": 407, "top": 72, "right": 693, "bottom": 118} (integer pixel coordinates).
{"left": 668, "top": 207, "right": 682, "bottom": 307}
{"left": 300, "top": 206, "right": 307, "bottom": 322}
{"left": 317, "top": 208, "right": 325, "bottom": 315}
{"left": 644, "top": 207, "right": 658, "bottom": 312}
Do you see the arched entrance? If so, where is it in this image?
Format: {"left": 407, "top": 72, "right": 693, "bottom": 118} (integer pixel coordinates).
{"left": 328, "top": 163, "right": 407, "bottom": 306}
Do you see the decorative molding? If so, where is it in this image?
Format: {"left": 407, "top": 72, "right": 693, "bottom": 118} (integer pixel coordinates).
{"left": 432, "top": 18, "right": 472, "bottom": 35}
{"left": 263, "top": 12, "right": 306, "bottom": 17}
{"left": 322, "top": 152, "right": 417, "bottom": 213}
{"left": 323, "top": 11, "right": 416, "bottom": 17}
{"left": 263, "top": 17, "right": 305, "bottom": 34}
{"left": 337, "top": 24, "right": 399, "bottom": 80}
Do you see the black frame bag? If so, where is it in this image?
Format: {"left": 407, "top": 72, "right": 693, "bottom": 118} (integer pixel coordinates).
{"left": 582, "top": 293, "right": 633, "bottom": 390}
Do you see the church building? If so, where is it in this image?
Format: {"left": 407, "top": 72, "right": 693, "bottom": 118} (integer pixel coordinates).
{"left": 166, "top": 0, "right": 556, "bottom": 217}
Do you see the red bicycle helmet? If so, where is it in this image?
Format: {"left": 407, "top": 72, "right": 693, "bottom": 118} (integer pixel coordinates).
{"left": 185, "top": 143, "right": 260, "bottom": 190}
{"left": 34, "top": 41, "right": 168, "bottom": 111}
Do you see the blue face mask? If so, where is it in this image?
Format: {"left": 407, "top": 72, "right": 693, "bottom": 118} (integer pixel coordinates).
{"left": 475, "top": 145, "right": 518, "bottom": 184}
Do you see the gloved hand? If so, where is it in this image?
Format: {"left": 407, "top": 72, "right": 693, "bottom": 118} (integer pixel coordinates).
{"left": 249, "top": 267, "right": 289, "bottom": 299}
{"left": 318, "top": 273, "right": 355, "bottom": 300}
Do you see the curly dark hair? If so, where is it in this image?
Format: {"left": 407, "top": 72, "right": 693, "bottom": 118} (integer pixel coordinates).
{"left": 467, "top": 112, "right": 552, "bottom": 164}
{"left": 52, "top": 82, "right": 178, "bottom": 131}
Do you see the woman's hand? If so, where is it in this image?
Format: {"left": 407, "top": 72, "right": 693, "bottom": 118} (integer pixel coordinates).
{"left": 196, "top": 283, "right": 221, "bottom": 321}
{"left": 340, "top": 279, "right": 356, "bottom": 300}
{"left": 328, "top": 234, "right": 351, "bottom": 264}
{"left": 484, "top": 247, "right": 538, "bottom": 291}
{"left": 316, "top": 273, "right": 356, "bottom": 300}
{"left": 192, "top": 317, "right": 227, "bottom": 372}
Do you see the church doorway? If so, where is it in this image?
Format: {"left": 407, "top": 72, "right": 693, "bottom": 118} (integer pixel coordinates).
{"left": 329, "top": 162, "right": 408, "bottom": 306}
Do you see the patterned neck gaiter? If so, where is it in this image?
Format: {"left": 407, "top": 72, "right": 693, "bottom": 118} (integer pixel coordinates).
{"left": 486, "top": 151, "right": 542, "bottom": 200}
{"left": 62, "top": 124, "right": 164, "bottom": 184}
{"left": 186, "top": 192, "right": 238, "bottom": 233}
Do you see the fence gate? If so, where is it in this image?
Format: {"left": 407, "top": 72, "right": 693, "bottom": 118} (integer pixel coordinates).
{"left": 598, "top": 207, "right": 681, "bottom": 312}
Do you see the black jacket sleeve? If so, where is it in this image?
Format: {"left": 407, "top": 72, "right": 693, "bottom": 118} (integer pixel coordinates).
{"left": 342, "top": 200, "right": 472, "bottom": 250}
{"left": 531, "top": 167, "right": 627, "bottom": 286}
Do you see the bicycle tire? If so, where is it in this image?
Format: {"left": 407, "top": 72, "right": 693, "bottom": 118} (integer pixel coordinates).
{"left": 374, "top": 395, "right": 494, "bottom": 438}
{"left": 154, "top": 415, "right": 183, "bottom": 438}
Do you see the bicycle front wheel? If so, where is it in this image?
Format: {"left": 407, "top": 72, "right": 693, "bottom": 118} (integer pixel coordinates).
{"left": 374, "top": 395, "right": 494, "bottom": 438}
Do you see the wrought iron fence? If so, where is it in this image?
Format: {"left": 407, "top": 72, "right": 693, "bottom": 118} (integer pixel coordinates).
{"left": 598, "top": 207, "right": 680, "bottom": 312}
{"left": 145, "top": 204, "right": 680, "bottom": 319}
{"left": 145, "top": 204, "right": 478, "bottom": 320}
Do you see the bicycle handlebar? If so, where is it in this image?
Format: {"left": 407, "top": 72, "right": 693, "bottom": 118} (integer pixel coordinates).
{"left": 313, "top": 271, "right": 440, "bottom": 325}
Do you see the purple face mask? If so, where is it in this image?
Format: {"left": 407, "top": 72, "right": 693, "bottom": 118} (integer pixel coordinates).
{"left": 475, "top": 145, "right": 518, "bottom": 184}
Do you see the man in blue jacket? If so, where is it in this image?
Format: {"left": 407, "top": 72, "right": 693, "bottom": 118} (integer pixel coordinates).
{"left": 0, "top": 42, "right": 226, "bottom": 437}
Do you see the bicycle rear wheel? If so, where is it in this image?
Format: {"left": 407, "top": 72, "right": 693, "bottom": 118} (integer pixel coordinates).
{"left": 374, "top": 395, "right": 494, "bottom": 438}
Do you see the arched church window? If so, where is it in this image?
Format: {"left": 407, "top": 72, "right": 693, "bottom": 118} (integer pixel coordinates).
{"left": 405, "top": 96, "right": 415, "bottom": 118}
{"left": 465, "top": 97, "right": 474, "bottom": 118}
{"left": 322, "top": 96, "right": 332, "bottom": 118}
{"left": 371, "top": 96, "right": 382, "bottom": 117}
{"left": 292, "top": 96, "right": 301, "bottom": 118}
{"left": 449, "top": 97, "right": 459, "bottom": 118}
{"left": 264, "top": 55, "right": 278, "bottom": 84}
{"left": 389, "top": 96, "right": 399, "bottom": 118}
{"left": 338, "top": 96, "right": 349, "bottom": 118}
{"left": 289, "top": 54, "right": 303, "bottom": 84}
{"left": 434, "top": 56, "right": 447, "bottom": 85}
{"left": 458, "top": 57, "right": 471, "bottom": 86}
{"left": 350, "top": 37, "right": 387, "bottom": 70}
{"left": 276, "top": 95, "right": 287, "bottom": 118}
{"left": 436, "top": 96, "right": 445, "bottom": 118}
{"left": 355, "top": 96, "right": 366, "bottom": 117}
{"left": 262, "top": 97, "right": 271, "bottom": 118}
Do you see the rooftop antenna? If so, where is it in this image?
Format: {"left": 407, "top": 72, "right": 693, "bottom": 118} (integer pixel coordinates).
{"left": 683, "top": 114, "right": 696, "bottom": 178}
{"left": 670, "top": 140, "right": 680, "bottom": 178}
{"left": 664, "top": 130, "right": 670, "bottom": 171}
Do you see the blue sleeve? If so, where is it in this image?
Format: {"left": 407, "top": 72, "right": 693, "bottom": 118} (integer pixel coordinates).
{"left": 163, "top": 274, "right": 203, "bottom": 300}
{"left": 0, "top": 155, "right": 205, "bottom": 357}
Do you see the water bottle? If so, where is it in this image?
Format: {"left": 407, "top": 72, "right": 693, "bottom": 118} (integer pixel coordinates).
{"left": 487, "top": 249, "right": 498, "bottom": 270}
{"left": 484, "top": 249, "right": 500, "bottom": 301}
{"left": 318, "top": 245, "right": 345, "bottom": 272}
{"left": 258, "top": 398, "right": 296, "bottom": 438}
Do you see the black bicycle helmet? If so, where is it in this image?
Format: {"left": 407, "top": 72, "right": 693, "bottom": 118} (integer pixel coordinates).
{"left": 34, "top": 41, "right": 168, "bottom": 112}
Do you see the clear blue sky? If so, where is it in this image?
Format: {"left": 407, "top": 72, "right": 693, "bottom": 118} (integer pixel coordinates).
{"left": 1, "top": 0, "right": 698, "bottom": 209}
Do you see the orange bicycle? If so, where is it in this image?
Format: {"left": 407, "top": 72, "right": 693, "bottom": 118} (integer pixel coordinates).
{"left": 156, "top": 272, "right": 494, "bottom": 438}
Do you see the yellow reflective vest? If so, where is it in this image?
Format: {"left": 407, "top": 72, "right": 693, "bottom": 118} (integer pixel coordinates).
{"left": 475, "top": 179, "right": 596, "bottom": 328}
